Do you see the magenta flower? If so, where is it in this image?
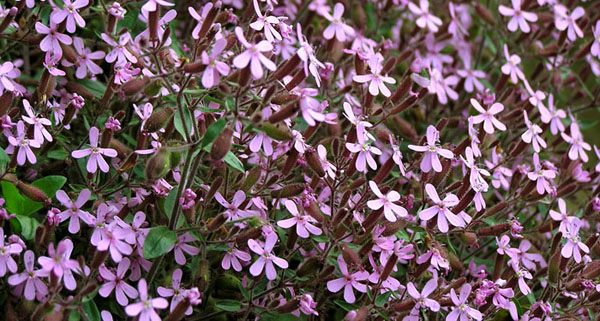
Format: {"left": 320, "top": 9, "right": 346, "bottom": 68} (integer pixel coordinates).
{"left": 62, "top": 37, "right": 105, "bottom": 79}
{"left": 215, "top": 190, "right": 259, "bottom": 221}
{"left": 99, "top": 258, "right": 138, "bottom": 306}
{"left": 408, "top": 0, "right": 443, "bottom": 33}
{"left": 22, "top": 100, "right": 52, "bottom": 144}
{"left": 8, "top": 250, "right": 48, "bottom": 301}
{"left": 510, "top": 262, "right": 532, "bottom": 295}
{"left": 406, "top": 278, "right": 440, "bottom": 313}
{"left": 248, "top": 232, "right": 288, "bottom": 280}
{"left": 326, "top": 255, "right": 369, "bottom": 304}
{"left": 221, "top": 243, "right": 251, "bottom": 272}
{"left": 561, "top": 220, "right": 589, "bottom": 263}
{"left": 8, "top": 120, "right": 41, "bottom": 166}
{"left": 71, "top": 127, "right": 118, "bottom": 173}
{"left": 345, "top": 136, "right": 382, "bottom": 173}
{"left": 526, "top": 153, "right": 555, "bottom": 195}
{"left": 521, "top": 111, "right": 546, "bottom": 153}
{"left": 157, "top": 269, "right": 193, "bottom": 315}
{"left": 501, "top": 45, "right": 525, "bottom": 83}
{"left": 554, "top": 5, "right": 584, "bottom": 41}
{"left": 56, "top": 188, "right": 94, "bottom": 234}
{"left": 561, "top": 122, "right": 591, "bottom": 162}
{"left": 408, "top": 125, "right": 454, "bottom": 173}
{"left": 417, "top": 248, "right": 450, "bottom": 271}
{"left": 101, "top": 33, "right": 138, "bottom": 66}
{"left": 470, "top": 99, "right": 506, "bottom": 134}
{"left": 277, "top": 200, "right": 322, "bottom": 238}
{"left": 367, "top": 181, "right": 408, "bottom": 222}
{"left": 322, "top": 3, "right": 355, "bottom": 42}
{"left": 50, "top": 0, "right": 88, "bottom": 33}
{"left": 43, "top": 52, "right": 66, "bottom": 76}
{"left": 38, "top": 239, "right": 83, "bottom": 291}
{"left": 125, "top": 278, "right": 169, "bottom": 320}
{"left": 0, "top": 229, "right": 22, "bottom": 277}
{"left": 447, "top": 284, "right": 482, "bottom": 321}
{"left": 200, "top": 38, "right": 230, "bottom": 88}
{"left": 353, "top": 55, "right": 396, "bottom": 97}
{"left": 232, "top": 27, "right": 276, "bottom": 79}
{"left": 35, "top": 22, "right": 72, "bottom": 57}
{"left": 498, "top": 0, "right": 537, "bottom": 33}
{"left": 298, "top": 294, "right": 319, "bottom": 316}
{"left": 419, "top": 184, "right": 466, "bottom": 233}
{"left": 169, "top": 233, "right": 200, "bottom": 266}
{"left": 496, "top": 235, "right": 520, "bottom": 261}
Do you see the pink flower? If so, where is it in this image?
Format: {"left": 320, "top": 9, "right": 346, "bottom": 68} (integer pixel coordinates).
{"left": 221, "top": 243, "right": 251, "bottom": 272}
{"left": 470, "top": 99, "right": 506, "bottom": 134}
{"left": 408, "top": 0, "right": 443, "bottom": 33}
{"left": 322, "top": 3, "right": 354, "bottom": 42}
{"left": 277, "top": 200, "right": 322, "bottom": 238}
{"left": 592, "top": 21, "right": 600, "bottom": 58}
{"left": 496, "top": 235, "right": 519, "bottom": 259}
{"left": 50, "top": 0, "right": 88, "bottom": 33}
{"left": 538, "top": 93, "right": 566, "bottom": 135}
{"left": 7, "top": 121, "right": 41, "bottom": 166}
{"left": 215, "top": 190, "right": 259, "bottom": 221}
{"left": 549, "top": 198, "right": 577, "bottom": 234}
{"left": 232, "top": 27, "right": 276, "bottom": 79}
{"left": 22, "top": 100, "right": 52, "bottom": 144}
{"left": 353, "top": 55, "right": 396, "bottom": 97}
{"left": 43, "top": 52, "right": 66, "bottom": 76}
{"left": 561, "top": 220, "right": 589, "bottom": 263}
{"left": 345, "top": 136, "right": 382, "bottom": 173}
{"left": 510, "top": 262, "right": 532, "bottom": 295}
{"left": 296, "top": 24, "right": 324, "bottom": 87}
{"left": 170, "top": 233, "right": 200, "bottom": 265}
{"left": 501, "top": 45, "right": 525, "bottom": 83}
{"left": 408, "top": 125, "right": 454, "bottom": 173}
{"left": 561, "top": 122, "right": 591, "bottom": 162}
{"left": 8, "top": 250, "right": 48, "bottom": 301}
{"left": 367, "top": 181, "right": 408, "bottom": 222}
{"left": 521, "top": 111, "right": 546, "bottom": 153}
{"left": 71, "top": 127, "right": 118, "bottom": 173}
{"left": 343, "top": 102, "right": 372, "bottom": 140}
{"left": 498, "top": 0, "right": 537, "bottom": 33}
{"left": 457, "top": 65, "right": 486, "bottom": 93}
{"left": 62, "top": 37, "right": 105, "bottom": 79}
{"left": 461, "top": 147, "right": 491, "bottom": 186}
{"left": 99, "top": 258, "right": 138, "bottom": 306}
{"left": 427, "top": 68, "right": 459, "bottom": 104}
{"left": 407, "top": 278, "right": 440, "bottom": 313}
{"left": 0, "top": 61, "right": 23, "bottom": 94}
{"left": 97, "top": 221, "right": 133, "bottom": 263}
{"left": 298, "top": 293, "right": 319, "bottom": 316}
{"left": 554, "top": 5, "right": 584, "bottom": 41}
{"left": 417, "top": 248, "right": 449, "bottom": 271}
{"left": 317, "top": 144, "right": 337, "bottom": 179}
{"left": 250, "top": 0, "right": 283, "bottom": 42}
{"left": 101, "top": 33, "right": 138, "bottom": 66}
{"left": 419, "top": 184, "right": 466, "bottom": 233}
{"left": 0, "top": 229, "right": 22, "bottom": 277}
{"left": 188, "top": 4, "right": 213, "bottom": 40}
{"left": 38, "top": 239, "right": 83, "bottom": 291}
{"left": 326, "top": 255, "right": 369, "bottom": 303}
{"left": 248, "top": 232, "right": 288, "bottom": 280}
{"left": 157, "top": 269, "right": 192, "bottom": 315}
{"left": 447, "top": 284, "right": 482, "bottom": 321}
{"left": 56, "top": 188, "right": 94, "bottom": 234}
{"left": 526, "top": 153, "right": 555, "bottom": 195}
{"left": 35, "top": 22, "right": 72, "bottom": 57}
{"left": 200, "top": 38, "right": 230, "bottom": 88}
{"left": 141, "top": 0, "right": 174, "bottom": 14}
{"left": 125, "top": 278, "right": 169, "bottom": 320}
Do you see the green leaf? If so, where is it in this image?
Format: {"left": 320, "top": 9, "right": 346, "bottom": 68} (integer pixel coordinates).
{"left": 174, "top": 105, "right": 193, "bottom": 139}
{"left": 47, "top": 149, "right": 69, "bottom": 160}
{"left": 78, "top": 79, "right": 106, "bottom": 99}
{"left": 375, "top": 291, "right": 393, "bottom": 307}
{"left": 12, "top": 215, "right": 40, "bottom": 241}
{"left": 1, "top": 181, "right": 24, "bottom": 215}
{"left": 22, "top": 176, "right": 67, "bottom": 216}
{"left": 143, "top": 226, "right": 177, "bottom": 259}
{"left": 0, "top": 147, "right": 9, "bottom": 170}
{"left": 163, "top": 187, "right": 179, "bottom": 218}
{"left": 311, "top": 234, "right": 328, "bottom": 243}
{"left": 82, "top": 300, "right": 101, "bottom": 321}
{"left": 224, "top": 151, "right": 244, "bottom": 173}
{"left": 215, "top": 299, "right": 242, "bottom": 312}
{"left": 201, "top": 118, "right": 226, "bottom": 149}
{"left": 334, "top": 299, "right": 358, "bottom": 312}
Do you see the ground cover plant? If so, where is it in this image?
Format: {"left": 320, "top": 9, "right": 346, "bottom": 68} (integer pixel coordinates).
{"left": 0, "top": 0, "right": 600, "bottom": 320}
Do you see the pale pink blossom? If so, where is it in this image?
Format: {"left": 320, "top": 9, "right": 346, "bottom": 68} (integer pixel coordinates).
{"left": 277, "top": 200, "right": 322, "bottom": 238}
{"left": 527, "top": 153, "right": 555, "bottom": 195}
{"left": 521, "top": 111, "right": 546, "bottom": 153}
{"left": 501, "top": 45, "right": 525, "bottom": 83}
{"left": 200, "top": 38, "right": 230, "bottom": 88}
{"left": 326, "top": 255, "right": 369, "bottom": 303}
{"left": 470, "top": 99, "right": 506, "bottom": 134}
{"left": 35, "top": 22, "right": 72, "bottom": 57}
{"left": 499, "top": 0, "right": 538, "bottom": 33}
{"left": 345, "top": 136, "right": 382, "bottom": 173}
{"left": 50, "top": 0, "right": 88, "bottom": 33}
{"left": 99, "top": 258, "right": 138, "bottom": 306}
{"left": 408, "top": 0, "right": 443, "bottom": 33}
{"left": 419, "top": 184, "right": 466, "bottom": 233}
{"left": 8, "top": 250, "right": 48, "bottom": 301}
{"left": 248, "top": 232, "right": 288, "bottom": 280}
{"left": 447, "top": 284, "right": 482, "bottom": 321}
{"left": 408, "top": 125, "right": 454, "bottom": 173}
{"left": 62, "top": 37, "right": 106, "bottom": 79}
{"left": 367, "top": 181, "right": 408, "bottom": 222}
{"left": 561, "top": 122, "right": 591, "bottom": 162}
{"left": 353, "top": 55, "right": 396, "bottom": 97}
{"left": 561, "top": 220, "right": 589, "bottom": 263}
{"left": 554, "top": 5, "right": 584, "bottom": 41}
{"left": 71, "top": 127, "right": 118, "bottom": 173}
{"left": 56, "top": 188, "right": 94, "bottom": 234}
{"left": 322, "top": 3, "right": 354, "bottom": 42}
{"left": 125, "top": 278, "right": 169, "bottom": 320}
{"left": 232, "top": 27, "right": 276, "bottom": 79}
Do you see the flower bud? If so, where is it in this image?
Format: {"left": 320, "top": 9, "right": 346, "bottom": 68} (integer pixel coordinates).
{"left": 475, "top": 3, "right": 495, "bottom": 25}
{"left": 144, "top": 107, "right": 174, "bottom": 133}
{"left": 297, "top": 256, "right": 323, "bottom": 277}
{"left": 305, "top": 201, "right": 324, "bottom": 223}
{"left": 271, "top": 54, "right": 301, "bottom": 81}
{"left": 305, "top": 148, "right": 325, "bottom": 177}
{"left": 207, "top": 213, "right": 226, "bottom": 232}
{"left": 122, "top": 77, "right": 151, "bottom": 96}
{"left": 210, "top": 127, "right": 233, "bottom": 161}
{"left": 241, "top": 166, "right": 261, "bottom": 192}
{"left": 476, "top": 223, "right": 510, "bottom": 236}
{"left": 457, "top": 232, "right": 478, "bottom": 246}
{"left": 16, "top": 181, "right": 49, "bottom": 203}
{"left": 164, "top": 298, "right": 192, "bottom": 321}
{"left": 285, "top": 70, "right": 307, "bottom": 91}
{"left": 0, "top": 91, "right": 14, "bottom": 116}
{"left": 381, "top": 254, "right": 398, "bottom": 281}
{"left": 145, "top": 147, "right": 171, "bottom": 180}
{"left": 342, "top": 244, "right": 360, "bottom": 267}
{"left": 483, "top": 201, "right": 508, "bottom": 218}
{"left": 268, "top": 102, "right": 298, "bottom": 123}
{"left": 548, "top": 251, "right": 561, "bottom": 284}
{"left": 582, "top": 261, "right": 600, "bottom": 279}
{"left": 261, "top": 122, "right": 293, "bottom": 141}
{"left": 271, "top": 183, "right": 304, "bottom": 198}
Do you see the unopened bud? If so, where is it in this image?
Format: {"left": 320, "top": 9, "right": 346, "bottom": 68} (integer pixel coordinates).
{"left": 144, "top": 107, "right": 174, "bottom": 133}
{"left": 207, "top": 213, "right": 227, "bottom": 232}
{"left": 122, "top": 77, "right": 151, "bottom": 96}
{"left": 305, "top": 148, "right": 325, "bottom": 177}
{"left": 261, "top": 122, "right": 293, "bottom": 141}
{"left": 16, "top": 181, "right": 48, "bottom": 203}
{"left": 475, "top": 3, "right": 495, "bottom": 25}
{"left": 242, "top": 166, "right": 262, "bottom": 192}
{"left": 210, "top": 127, "right": 233, "bottom": 161}
{"left": 476, "top": 223, "right": 510, "bottom": 236}
{"left": 268, "top": 102, "right": 298, "bottom": 123}
{"left": 271, "top": 183, "right": 304, "bottom": 198}
{"left": 145, "top": 147, "right": 170, "bottom": 180}
{"left": 297, "top": 256, "right": 322, "bottom": 277}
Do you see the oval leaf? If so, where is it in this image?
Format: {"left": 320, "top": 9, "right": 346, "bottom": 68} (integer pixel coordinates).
{"left": 143, "top": 226, "right": 177, "bottom": 259}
